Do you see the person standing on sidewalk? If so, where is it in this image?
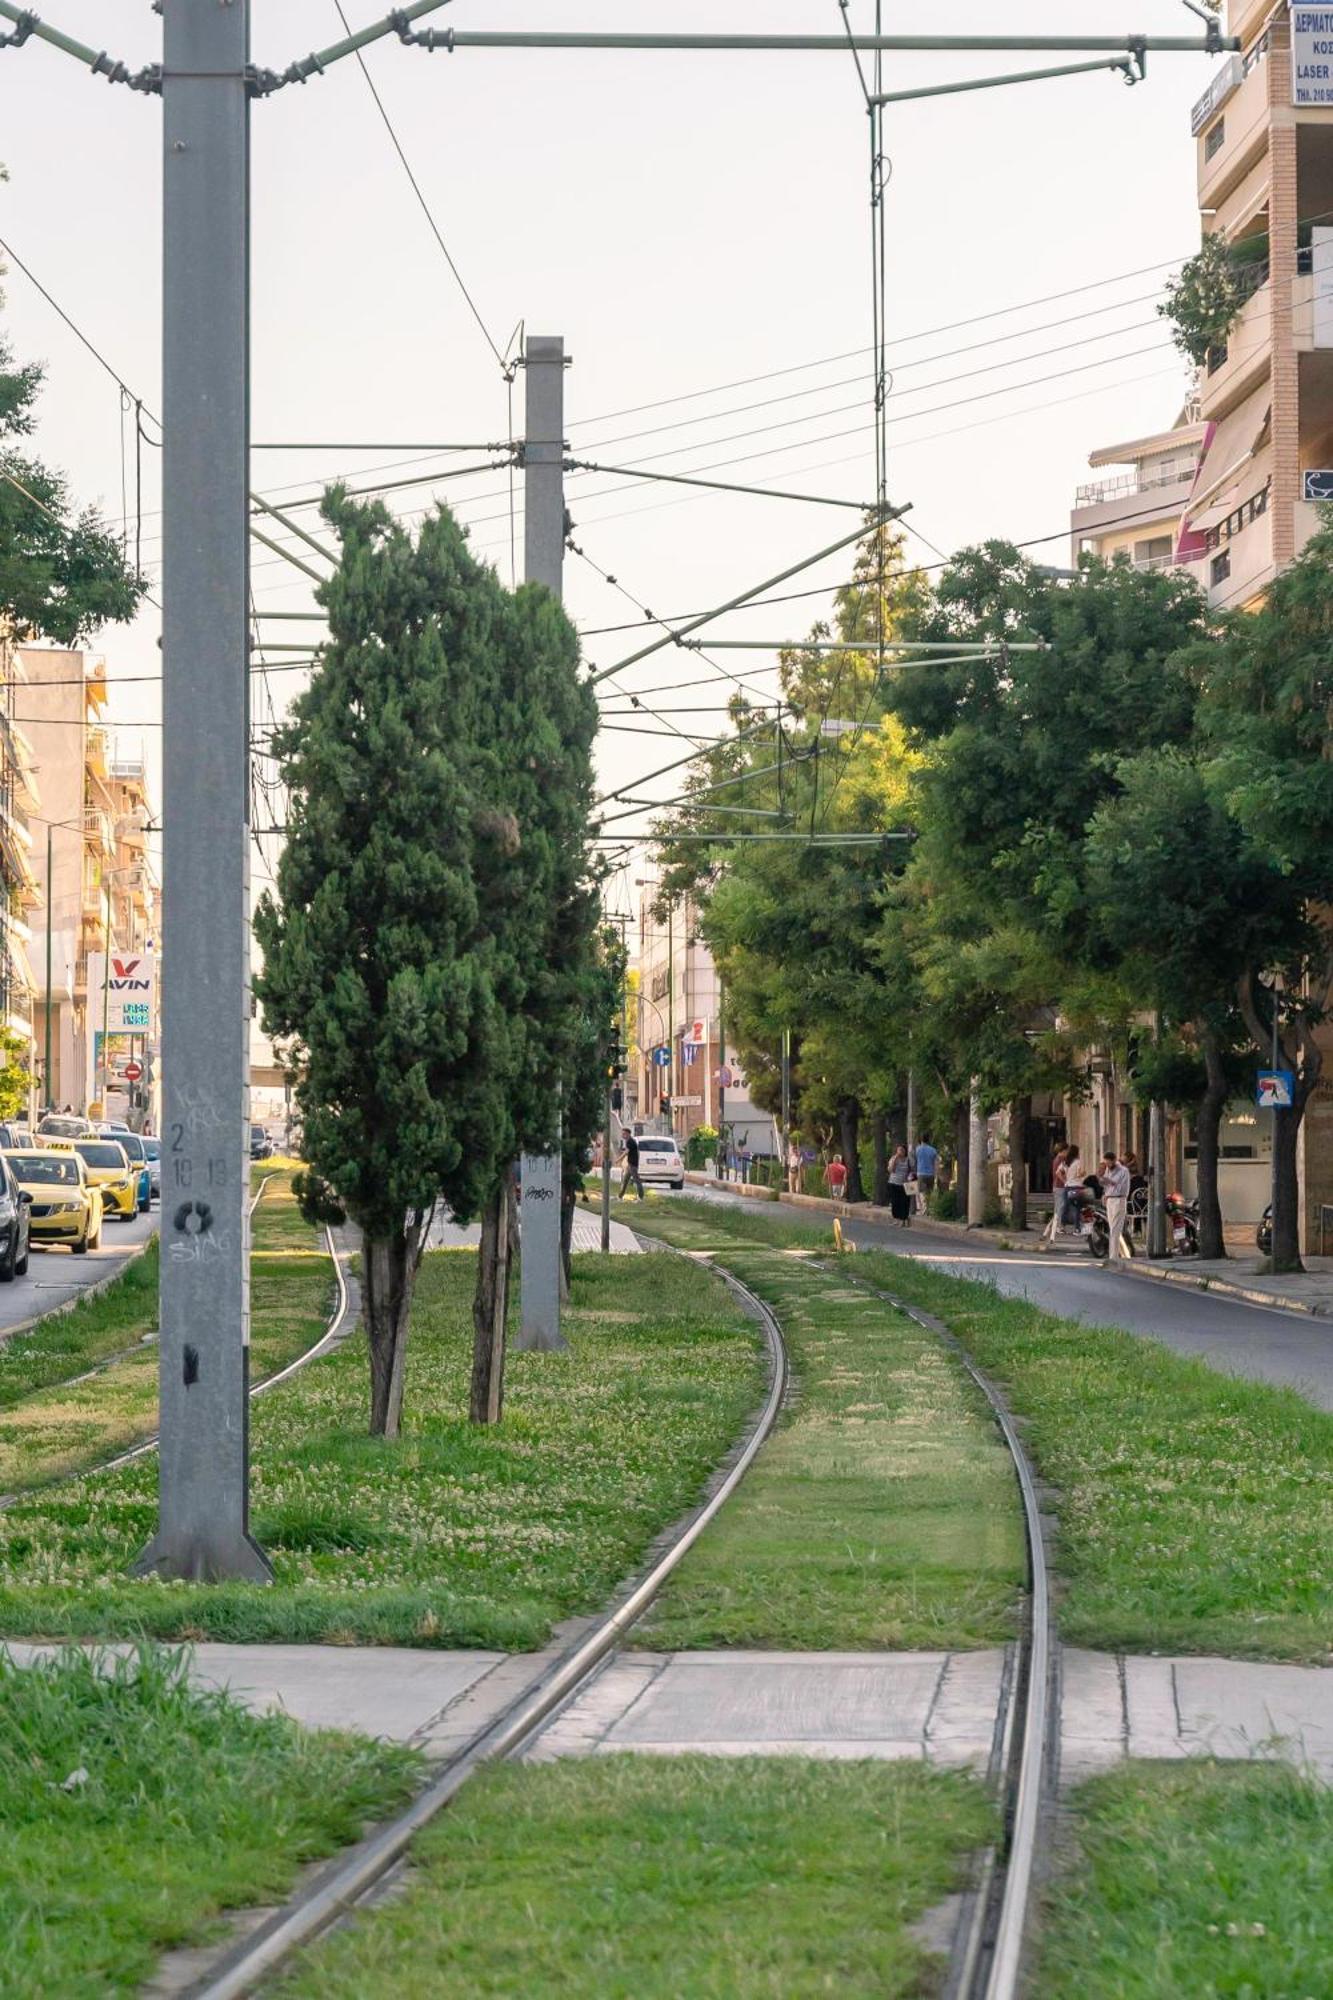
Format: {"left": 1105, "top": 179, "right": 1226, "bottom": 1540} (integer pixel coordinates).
{"left": 826, "top": 1153, "right": 848, "bottom": 1199}
{"left": 1100, "top": 1149, "right": 1132, "bottom": 1262}
{"left": 913, "top": 1135, "right": 939, "bottom": 1213}
{"left": 1041, "top": 1145, "right": 1070, "bottom": 1247}
{"left": 887, "top": 1142, "right": 914, "bottom": 1225}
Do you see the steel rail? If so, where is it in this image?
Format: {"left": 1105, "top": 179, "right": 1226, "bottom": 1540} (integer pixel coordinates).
{"left": 799, "top": 1253, "right": 1051, "bottom": 2000}
{"left": 186, "top": 1252, "right": 788, "bottom": 2000}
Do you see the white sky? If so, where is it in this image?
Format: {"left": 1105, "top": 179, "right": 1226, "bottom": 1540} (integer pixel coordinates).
{"left": 0, "top": 0, "right": 1217, "bottom": 917}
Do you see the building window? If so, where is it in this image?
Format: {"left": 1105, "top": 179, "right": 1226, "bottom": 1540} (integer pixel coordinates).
{"left": 1204, "top": 116, "right": 1226, "bottom": 161}
{"left": 1133, "top": 535, "right": 1175, "bottom": 571}
{"left": 1211, "top": 548, "right": 1232, "bottom": 586}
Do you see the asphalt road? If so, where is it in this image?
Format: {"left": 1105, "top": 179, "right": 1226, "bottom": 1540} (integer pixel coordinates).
{"left": 0, "top": 1202, "right": 156, "bottom": 1346}
{"left": 668, "top": 1186, "right": 1333, "bottom": 1414}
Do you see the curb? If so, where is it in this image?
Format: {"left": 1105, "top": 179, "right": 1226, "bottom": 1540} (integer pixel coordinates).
{"left": 681, "top": 1173, "right": 1330, "bottom": 1318}
{"left": 0, "top": 1228, "right": 157, "bottom": 1353}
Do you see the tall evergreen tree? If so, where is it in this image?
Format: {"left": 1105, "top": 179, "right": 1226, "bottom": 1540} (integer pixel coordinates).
{"left": 255, "top": 493, "right": 594, "bottom": 1435}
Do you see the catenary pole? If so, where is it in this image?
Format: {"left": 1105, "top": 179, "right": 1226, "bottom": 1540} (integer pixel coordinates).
{"left": 136, "top": 0, "right": 270, "bottom": 1583}
{"left": 516, "top": 336, "right": 569, "bottom": 1355}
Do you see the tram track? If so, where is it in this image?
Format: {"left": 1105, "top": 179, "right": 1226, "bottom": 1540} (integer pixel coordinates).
{"left": 182, "top": 1249, "right": 789, "bottom": 2000}
{"left": 0, "top": 1177, "right": 348, "bottom": 1508}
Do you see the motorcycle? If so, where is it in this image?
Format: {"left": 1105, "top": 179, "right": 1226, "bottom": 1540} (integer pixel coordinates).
{"left": 1165, "top": 1190, "right": 1199, "bottom": 1257}
{"left": 1257, "top": 1204, "right": 1272, "bottom": 1257}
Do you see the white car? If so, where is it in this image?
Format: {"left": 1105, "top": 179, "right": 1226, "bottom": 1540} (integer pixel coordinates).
{"left": 634, "top": 1135, "right": 685, "bottom": 1190}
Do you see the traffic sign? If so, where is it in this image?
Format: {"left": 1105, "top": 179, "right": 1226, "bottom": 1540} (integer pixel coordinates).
{"left": 124, "top": 1060, "right": 143, "bottom": 1084}
{"left": 652, "top": 1046, "right": 671, "bottom": 1067}
{"left": 1257, "top": 1070, "right": 1295, "bottom": 1109}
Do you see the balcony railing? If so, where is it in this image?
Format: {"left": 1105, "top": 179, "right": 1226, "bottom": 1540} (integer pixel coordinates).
{"left": 1075, "top": 462, "right": 1200, "bottom": 508}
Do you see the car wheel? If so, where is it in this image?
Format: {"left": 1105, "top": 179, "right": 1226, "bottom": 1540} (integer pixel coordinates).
{"left": 0, "top": 1230, "right": 17, "bottom": 1281}
{"left": 72, "top": 1231, "right": 89, "bottom": 1255}
{"left": 15, "top": 1240, "right": 28, "bottom": 1277}
{"left": 672, "top": 1179, "right": 684, "bottom": 1190}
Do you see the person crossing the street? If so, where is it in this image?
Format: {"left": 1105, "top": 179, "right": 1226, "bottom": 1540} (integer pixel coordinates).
{"left": 620, "top": 1130, "right": 646, "bottom": 1201}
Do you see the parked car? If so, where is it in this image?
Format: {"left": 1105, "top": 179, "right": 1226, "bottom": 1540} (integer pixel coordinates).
{"left": 114, "top": 1130, "right": 153, "bottom": 1213}
{"left": 250, "top": 1123, "right": 273, "bottom": 1161}
{"left": 635, "top": 1134, "right": 686, "bottom": 1190}
{"left": 0, "top": 1153, "right": 31, "bottom": 1278}
{"left": 0, "top": 1123, "right": 32, "bottom": 1150}
{"left": 60, "top": 1139, "right": 138, "bottom": 1220}
{"left": 5, "top": 1148, "right": 101, "bottom": 1254}
{"left": 141, "top": 1135, "right": 161, "bottom": 1201}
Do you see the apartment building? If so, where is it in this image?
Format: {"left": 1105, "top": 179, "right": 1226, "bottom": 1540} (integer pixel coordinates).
{"left": 1070, "top": 409, "right": 1206, "bottom": 568}
{"left": 633, "top": 876, "right": 776, "bottom": 1156}
{"left": 0, "top": 636, "right": 45, "bottom": 1081}
{"left": 19, "top": 649, "right": 158, "bottom": 1116}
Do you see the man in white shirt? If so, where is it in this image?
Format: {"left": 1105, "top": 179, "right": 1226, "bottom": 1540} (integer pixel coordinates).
{"left": 1100, "top": 1150, "right": 1132, "bottom": 1262}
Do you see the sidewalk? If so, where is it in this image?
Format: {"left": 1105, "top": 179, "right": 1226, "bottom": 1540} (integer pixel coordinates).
{"left": 425, "top": 1205, "right": 640, "bottom": 1255}
{"left": 681, "top": 1170, "right": 1333, "bottom": 1317}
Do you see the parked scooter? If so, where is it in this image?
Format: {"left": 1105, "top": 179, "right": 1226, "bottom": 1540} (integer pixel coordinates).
{"left": 1257, "top": 1205, "right": 1272, "bottom": 1257}
{"left": 1165, "top": 1190, "right": 1200, "bottom": 1257}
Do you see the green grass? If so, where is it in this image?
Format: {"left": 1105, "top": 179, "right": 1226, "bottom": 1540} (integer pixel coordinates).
{"left": 1037, "top": 1760, "right": 1333, "bottom": 1997}
{"left": 0, "top": 1643, "right": 421, "bottom": 1999}
{"left": 0, "top": 1174, "right": 332, "bottom": 1494}
{"left": 625, "top": 1222, "right": 1023, "bottom": 1651}
{"left": 624, "top": 1195, "right": 1333, "bottom": 1662}
{"left": 0, "top": 1249, "right": 763, "bottom": 1648}
{"left": 0, "top": 1236, "right": 158, "bottom": 1413}
{"left": 277, "top": 1754, "right": 994, "bottom": 1999}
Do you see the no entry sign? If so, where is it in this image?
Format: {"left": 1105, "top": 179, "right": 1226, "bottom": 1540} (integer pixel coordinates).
{"left": 123, "top": 1060, "right": 143, "bottom": 1084}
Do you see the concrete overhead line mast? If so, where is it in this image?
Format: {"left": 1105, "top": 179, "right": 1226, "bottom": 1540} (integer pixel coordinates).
{"left": 0, "top": 2, "right": 1235, "bottom": 1583}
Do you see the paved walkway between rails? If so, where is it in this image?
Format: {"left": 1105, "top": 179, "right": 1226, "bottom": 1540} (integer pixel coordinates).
{"left": 11, "top": 1639, "right": 1333, "bottom": 1784}
{"left": 425, "top": 1206, "right": 640, "bottom": 1254}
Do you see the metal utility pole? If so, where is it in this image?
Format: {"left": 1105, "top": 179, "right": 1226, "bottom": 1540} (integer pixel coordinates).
{"left": 666, "top": 898, "right": 674, "bottom": 1134}
{"left": 781, "top": 1026, "right": 792, "bottom": 1187}
{"left": 906, "top": 1070, "right": 918, "bottom": 1153}
{"left": 1148, "top": 1098, "right": 1167, "bottom": 1257}
{"left": 43, "top": 824, "right": 52, "bottom": 1110}
{"left": 516, "top": 335, "right": 568, "bottom": 1354}
{"left": 600, "top": 1069, "right": 613, "bottom": 1253}
{"left": 717, "top": 976, "right": 727, "bottom": 1176}
{"left": 137, "top": 0, "right": 269, "bottom": 1582}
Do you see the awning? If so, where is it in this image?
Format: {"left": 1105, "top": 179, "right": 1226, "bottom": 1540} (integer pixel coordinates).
{"left": 1176, "top": 400, "right": 1270, "bottom": 557}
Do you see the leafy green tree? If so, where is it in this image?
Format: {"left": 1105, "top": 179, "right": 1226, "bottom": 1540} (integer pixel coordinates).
{"left": 0, "top": 263, "right": 143, "bottom": 643}
{"left": 255, "top": 493, "right": 595, "bottom": 1435}
{"left": 1194, "top": 520, "right": 1333, "bottom": 1272}
{"left": 1084, "top": 748, "right": 1301, "bottom": 1258}
{"left": 557, "top": 923, "right": 626, "bottom": 1281}
{"left": 0, "top": 1028, "right": 29, "bottom": 1120}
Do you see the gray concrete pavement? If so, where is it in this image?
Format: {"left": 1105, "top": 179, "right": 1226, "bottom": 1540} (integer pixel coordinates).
{"left": 426, "top": 1204, "right": 640, "bottom": 1254}
{"left": 666, "top": 1187, "right": 1333, "bottom": 1413}
{"left": 0, "top": 1203, "right": 156, "bottom": 1348}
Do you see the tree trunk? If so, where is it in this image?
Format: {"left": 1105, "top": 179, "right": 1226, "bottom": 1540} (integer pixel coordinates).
{"left": 1008, "top": 1094, "right": 1030, "bottom": 1231}
{"left": 363, "top": 1218, "right": 424, "bottom": 1439}
{"left": 1195, "top": 1030, "right": 1229, "bottom": 1260}
{"left": 1271, "top": 1101, "right": 1304, "bottom": 1275}
{"left": 471, "top": 1180, "right": 514, "bottom": 1424}
{"left": 838, "top": 1096, "right": 865, "bottom": 1202}
{"left": 871, "top": 1110, "right": 889, "bottom": 1207}
{"left": 559, "top": 1180, "right": 576, "bottom": 1293}
{"left": 953, "top": 1099, "right": 970, "bottom": 1202}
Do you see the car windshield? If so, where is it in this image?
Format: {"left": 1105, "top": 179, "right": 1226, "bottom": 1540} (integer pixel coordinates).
{"left": 8, "top": 1152, "right": 78, "bottom": 1185}
{"left": 118, "top": 1134, "right": 145, "bottom": 1163}
{"left": 142, "top": 1139, "right": 160, "bottom": 1160}
{"left": 39, "top": 1117, "right": 87, "bottom": 1138}
{"left": 76, "top": 1142, "right": 127, "bottom": 1170}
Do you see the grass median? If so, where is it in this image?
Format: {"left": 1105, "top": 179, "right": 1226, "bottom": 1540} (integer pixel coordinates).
{"left": 277, "top": 1754, "right": 993, "bottom": 2000}
{"left": 0, "top": 1248, "right": 763, "bottom": 1648}
{"left": 0, "top": 1644, "right": 420, "bottom": 1999}
{"left": 621, "top": 1213, "right": 1024, "bottom": 1651}
{"left": 1036, "top": 1760, "right": 1333, "bottom": 1997}
{"left": 0, "top": 1172, "right": 331, "bottom": 1494}
{"left": 624, "top": 1194, "right": 1333, "bottom": 1663}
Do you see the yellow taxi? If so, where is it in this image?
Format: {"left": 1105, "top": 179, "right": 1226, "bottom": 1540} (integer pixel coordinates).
{"left": 49, "top": 1137, "right": 139, "bottom": 1221}
{"left": 5, "top": 1147, "right": 103, "bottom": 1253}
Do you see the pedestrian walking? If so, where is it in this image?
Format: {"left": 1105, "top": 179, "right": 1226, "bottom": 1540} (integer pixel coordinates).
{"left": 619, "top": 1131, "right": 645, "bottom": 1201}
{"left": 913, "top": 1135, "right": 939, "bottom": 1212}
{"left": 887, "top": 1142, "right": 913, "bottom": 1225}
{"left": 826, "top": 1153, "right": 848, "bottom": 1199}
{"left": 1100, "top": 1149, "right": 1133, "bottom": 1262}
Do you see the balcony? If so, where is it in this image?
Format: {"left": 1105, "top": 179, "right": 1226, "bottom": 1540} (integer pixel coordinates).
{"left": 1075, "top": 462, "right": 1200, "bottom": 508}
{"left": 1200, "top": 274, "right": 1272, "bottom": 419}
{"left": 1197, "top": 36, "right": 1270, "bottom": 212}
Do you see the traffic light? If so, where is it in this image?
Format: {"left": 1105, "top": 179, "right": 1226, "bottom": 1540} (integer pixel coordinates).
{"left": 611, "top": 1086, "right": 623, "bottom": 1112}
{"left": 605, "top": 1035, "right": 627, "bottom": 1079}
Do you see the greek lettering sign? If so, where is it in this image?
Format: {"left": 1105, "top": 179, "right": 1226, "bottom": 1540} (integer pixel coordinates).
{"left": 1292, "top": 5, "right": 1333, "bottom": 107}
{"left": 88, "top": 949, "right": 156, "bottom": 1035}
